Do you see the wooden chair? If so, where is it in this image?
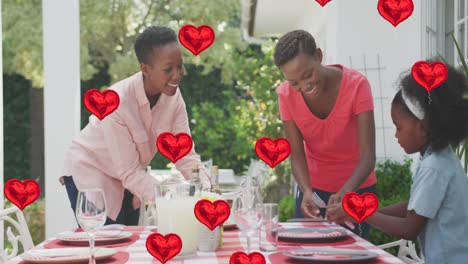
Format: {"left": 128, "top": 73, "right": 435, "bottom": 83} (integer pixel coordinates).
{"left": 0, "top": 206, "right": 34, "bottom": 262}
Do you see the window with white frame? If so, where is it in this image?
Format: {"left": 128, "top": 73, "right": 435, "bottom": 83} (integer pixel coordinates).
{"left": 423, "top": 0, "right": 447, "bottom": 60}
{"left": 455, "top": 0, "right": 468, "bottom": 64}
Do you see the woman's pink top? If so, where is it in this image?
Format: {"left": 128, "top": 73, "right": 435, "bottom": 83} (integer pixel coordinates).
{"left": 277, "top": 65, "right": 377, "bottom": 192}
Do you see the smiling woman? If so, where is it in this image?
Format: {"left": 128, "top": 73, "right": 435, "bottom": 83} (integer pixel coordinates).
{"left": 273, "top": 30, "right": 377, "bottom": 239}
{"left": 60, "top": 26, "right": 212, "bottom": 226}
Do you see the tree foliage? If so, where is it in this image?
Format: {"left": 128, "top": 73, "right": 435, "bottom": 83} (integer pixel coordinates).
{"left": 3, "top": 0, "right": 43, "bottom": 86}
{"left": 3, "top": 0, "right": 247, "bottom": 87}
{"left": 3, "top": 74, "right": 31, "bottom": 182}
{"left": 3, "top": 0, "right": 293, "bottom": 198}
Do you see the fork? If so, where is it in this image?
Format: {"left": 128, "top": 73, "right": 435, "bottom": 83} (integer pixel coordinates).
{"left": 311, "top": 192, "right": 355, "bottom": 229}
{"left": 312, "top": 192, "right": 326, "bottom": 208}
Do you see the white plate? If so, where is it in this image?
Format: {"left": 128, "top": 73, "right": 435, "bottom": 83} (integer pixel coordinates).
{"left": 22, "top": 247, "right": 116, "bottom": 263}
{"left": 57, "top": 231, "right": 133, "bottom": 245}
{"left": 278, "top": 227, "right": 347, "bottom": 242}
{"left": 283, "top": 247, "right": 378, "bottom": 262}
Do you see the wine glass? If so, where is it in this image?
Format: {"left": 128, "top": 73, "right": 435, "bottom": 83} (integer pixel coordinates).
{"left": 231, "top": 177, "right": 263, "bottom": 253}
{"left": 76, "top": 189, "right": 107, "bottom": 264}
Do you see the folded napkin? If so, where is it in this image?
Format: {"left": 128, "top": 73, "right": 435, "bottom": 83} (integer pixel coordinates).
{"left": 152, "top": 171, "right": 185, "bottom": 184}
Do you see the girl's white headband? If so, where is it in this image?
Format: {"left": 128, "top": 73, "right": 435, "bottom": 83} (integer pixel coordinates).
{"left": 401, "top": 89, "right": 425, "bottom": 120}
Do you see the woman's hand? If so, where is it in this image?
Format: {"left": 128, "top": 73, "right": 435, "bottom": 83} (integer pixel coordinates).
{"left": 301, "top": 191, "right": 322, "bottom": 219}
{"left": 326, "top": 193, "right": 357, "bottom": 230}
{"left": 328, "top": 192, "right": 344, "bottom": 207}
{"left": 326, "top": 203, "right": 344, "bottom": 222}
{"left": 132, "top": 195, "right": 141, "bottom": 210}
{"left": 326, "top": 192, "right": 347, "bottom": 223}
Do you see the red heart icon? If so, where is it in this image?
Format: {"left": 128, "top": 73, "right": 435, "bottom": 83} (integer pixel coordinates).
{"left": 194, "top": 199, "right": 231, "bottom": 231}
{"left": 4, "top": 179, "right": 41, "bottom": 210}
{"left": 342, "top": 192, "right": 379, "bottom": 224}
{"left": 230, "top": 251, "right": 266, "bottom": 264}
{"left": 146, "top": 233, "right": 182, "bottom": 264}
{"left": 316, "top": 0, "right": 331, "bottom": 7}
{"left": 178, "top": 24, "right": 215, "bottom": 56}
{"left": 156, "top": 132, "right": 193, "bottom": 163}
{"left": 377, "top": 0, "right": 414, "bottom": 27}
{"left": 83, "top": 89, "right": 120, "bottom": 120}
{"left": 255, "top": 137, "right": 291, "bottom": 168}
{"left": 411, "top": 61, "right": 448, "bottom": 93}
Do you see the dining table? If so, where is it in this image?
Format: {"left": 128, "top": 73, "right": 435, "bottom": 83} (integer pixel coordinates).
{"left": 7, "top": 221, "right": 406, "bottom": 264}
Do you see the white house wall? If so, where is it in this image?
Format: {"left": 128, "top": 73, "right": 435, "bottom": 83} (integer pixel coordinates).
{"left": 252, "top": 0, "right": 329, "bottom": 42}
{"left": 325, "top": 0, "right": 423, "bottom": 163}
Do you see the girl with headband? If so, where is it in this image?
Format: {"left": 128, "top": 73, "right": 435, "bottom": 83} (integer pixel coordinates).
{"left": 328, "top": 61, "right": 468, "bottom": 264}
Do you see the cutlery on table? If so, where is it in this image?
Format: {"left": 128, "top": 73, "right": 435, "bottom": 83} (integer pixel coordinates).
{"left": 311, "top": 192, "right": 355, "bottom": 229}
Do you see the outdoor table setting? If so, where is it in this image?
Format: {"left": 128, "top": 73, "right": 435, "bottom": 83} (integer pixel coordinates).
{"left": 6, "top": 175, "right": 405, "bottom": 264}
{"left": 6, "top": 220, "right": 405, "bottom": 263}
{"left": 3, "top": 134, "right": 408, "bottom": 264}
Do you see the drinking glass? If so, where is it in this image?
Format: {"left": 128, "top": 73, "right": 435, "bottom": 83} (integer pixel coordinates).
{"left": 76, "top": 189, "right": 107, "bottom": 264}
{"left": 231, "top": 177, "right": 263, "bottom": 253}
{"left": 258, "top": 203, "right": 279, "bottom": 252}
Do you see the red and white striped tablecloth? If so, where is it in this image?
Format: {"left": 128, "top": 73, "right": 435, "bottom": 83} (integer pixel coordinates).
{"left": 8, "top": 222, "right": 406, "bottom": 264}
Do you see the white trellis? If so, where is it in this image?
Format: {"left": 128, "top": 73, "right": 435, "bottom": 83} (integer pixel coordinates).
{"left": 348, "top": 54, "right": 390, "bottom": 161}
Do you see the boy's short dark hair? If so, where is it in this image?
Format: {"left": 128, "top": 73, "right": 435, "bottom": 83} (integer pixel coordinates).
{"left": 392, "top": 60, "right": 468, "bottom": 150}
{"left": 134, "top": 26, "right": 178, "bottom": 65}
{"left": 273, "top": 30, "right": 317, "bottom": 67}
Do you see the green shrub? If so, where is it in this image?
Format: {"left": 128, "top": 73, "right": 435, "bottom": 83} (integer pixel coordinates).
{"left": 278, "top": 194, "right": 295, "bottom": 222}
{"left": 368, "top": 157, "right": 414, "bottom": 255}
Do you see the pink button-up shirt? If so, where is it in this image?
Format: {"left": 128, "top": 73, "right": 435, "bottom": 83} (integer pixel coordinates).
{"left": 62, "top": 72, "right": 211, "bottom": 220}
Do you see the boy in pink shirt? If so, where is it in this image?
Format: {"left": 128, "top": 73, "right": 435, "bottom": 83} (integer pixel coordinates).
{"left": 274, "top": 30, "right": 377, "bottom": 238}
{"left": 60, "top": 26, "right": 211, "bottom": 225}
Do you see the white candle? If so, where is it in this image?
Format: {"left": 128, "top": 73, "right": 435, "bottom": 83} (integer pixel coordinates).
{"left": 156, "top": 196, "right": 200, "bottom": 256}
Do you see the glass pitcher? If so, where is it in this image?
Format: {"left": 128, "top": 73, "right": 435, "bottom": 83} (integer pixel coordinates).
{"left": 155, "top": 182, "right": 201, "bottom": 257}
